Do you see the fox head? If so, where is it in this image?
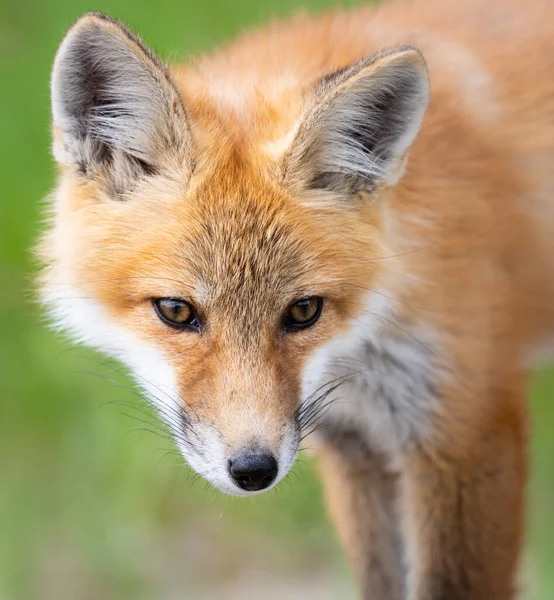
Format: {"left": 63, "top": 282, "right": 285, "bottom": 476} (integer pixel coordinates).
{"left": 40, "top": 13, "right": 429, "bottom": 495}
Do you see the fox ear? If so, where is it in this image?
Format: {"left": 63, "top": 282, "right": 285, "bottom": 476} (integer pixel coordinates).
{"left": 283, "top": 47, "right": 429, "bottom": 198}
{"left": 51, "top": 12, "right": 193, "bottom": 193}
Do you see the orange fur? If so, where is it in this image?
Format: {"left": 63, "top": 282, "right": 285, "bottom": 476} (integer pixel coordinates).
{"left": 40, "top": 1, "right": 554, "bottom": 597}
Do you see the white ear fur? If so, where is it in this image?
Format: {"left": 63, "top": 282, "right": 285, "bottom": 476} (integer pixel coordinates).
{"left": 51, "top": 12, "right": 193, "bottom": 189}
{"left": 283, "top": 47, "right": 429, "bottom": 197}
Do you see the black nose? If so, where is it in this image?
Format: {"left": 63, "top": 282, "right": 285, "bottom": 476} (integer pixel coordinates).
{"left": 229, "top": 453, "right": 278, "bottom": 491}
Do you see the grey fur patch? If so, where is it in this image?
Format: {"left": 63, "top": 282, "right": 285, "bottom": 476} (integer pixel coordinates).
{"left": 304, "top": 314, "right": 441, "bottom": 460}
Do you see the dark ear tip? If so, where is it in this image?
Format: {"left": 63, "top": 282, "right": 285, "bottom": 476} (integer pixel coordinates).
{"left": 62, "top": 12, "right": 128, "bottom": 43}
{"left": 53, "top": 14, "right": 107, "bottom": 75}
{"left": 71, "top": 11, "right": 118, "bottom": 29}
{"left": 379, "top": 45, "right": 428, "bottom": 72}
{"left": 81, "top": 11, "right": 112, "bottom": 21}
{"left": 54, "top": 12, "right": 134, "bottom": 77}
{"left": 371, "top": 46, "right": 429, "bottom": 96}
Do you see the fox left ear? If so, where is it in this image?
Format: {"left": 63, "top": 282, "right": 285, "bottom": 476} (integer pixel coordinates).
{"left": 51, "top": 12, "right": 194, "bottom": 194}
{"left": 282, "top": 47, "right": 429, "bottom": 198}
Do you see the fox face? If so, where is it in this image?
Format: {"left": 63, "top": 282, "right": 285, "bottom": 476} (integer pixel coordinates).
{"left": 41, "top": 13, "right": 428, "bottom": 495}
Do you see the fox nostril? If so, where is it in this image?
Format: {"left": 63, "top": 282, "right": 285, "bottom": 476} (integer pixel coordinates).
{"left": 229, "top": 453, "right": 278, "bottom": 492}
{"left": 237, "top": 475, "right": 251, "bottom": 487}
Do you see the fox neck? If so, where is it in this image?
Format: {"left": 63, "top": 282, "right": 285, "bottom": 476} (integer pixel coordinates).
{"left": 301, "top": 289, "right": 441, "bottom": 462}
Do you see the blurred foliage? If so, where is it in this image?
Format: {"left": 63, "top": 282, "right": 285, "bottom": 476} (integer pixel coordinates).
{"left": 0, "top": 0, "right": 552, "bottom": 598}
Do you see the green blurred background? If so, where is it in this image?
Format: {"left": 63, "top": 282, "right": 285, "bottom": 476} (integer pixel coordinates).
{"left": 0, "top": 1, "right": 552, "bottom": 598}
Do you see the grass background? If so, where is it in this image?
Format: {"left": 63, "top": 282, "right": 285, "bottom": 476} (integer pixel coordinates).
{"left": 0, "top": 0, "right": 552, "bottom": 598}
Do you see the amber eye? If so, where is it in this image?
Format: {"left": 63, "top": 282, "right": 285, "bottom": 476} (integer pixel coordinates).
{"left": 152, "top": 298, "right": 201, "bottom": 332}
{"left": 284, "top": 297, "right": 323, "bottom": 331}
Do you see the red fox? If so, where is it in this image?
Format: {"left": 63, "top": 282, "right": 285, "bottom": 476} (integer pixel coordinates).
{"left": 39, "top": 0, "right": 554, "bottom": 597}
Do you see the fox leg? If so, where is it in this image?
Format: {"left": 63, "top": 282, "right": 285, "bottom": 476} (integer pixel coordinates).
{"left": 319, "top": 377, "right": 527, "bottom": 600}
{"left": 401, "top": 384, "right": 528, "bottom": 600}
{"left": 319, "top": 432, "right": 405, "bottom": 600}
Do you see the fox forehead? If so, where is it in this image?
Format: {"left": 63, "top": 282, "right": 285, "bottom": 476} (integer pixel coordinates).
{"left": 177, "top": 177, "right": 318, "bottom": 304}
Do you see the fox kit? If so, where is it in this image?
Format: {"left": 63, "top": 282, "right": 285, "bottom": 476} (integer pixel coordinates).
{"left": 39, "top": 0, "right": 554, "bottom": 597}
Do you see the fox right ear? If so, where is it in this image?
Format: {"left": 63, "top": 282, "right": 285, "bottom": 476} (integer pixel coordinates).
{"left": 282, "top": 47, "right": 429, "bottom": 199}
{"left": 51, "top": 13, "right": 193, "bottom": 193}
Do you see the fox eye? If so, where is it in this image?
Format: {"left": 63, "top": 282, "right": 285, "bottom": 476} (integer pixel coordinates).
{"left": 284, "top": 297, "right": 323, "bottom": 331}
{"left": 153, "top": 298, "right": 201, "bottom": 332}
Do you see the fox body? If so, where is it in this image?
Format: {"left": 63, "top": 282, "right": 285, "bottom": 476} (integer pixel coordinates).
{"left": 40, "top": 0, "right": 554, "bottom": 597}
